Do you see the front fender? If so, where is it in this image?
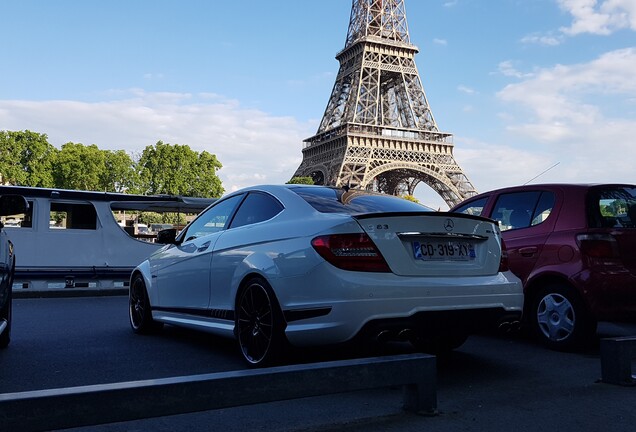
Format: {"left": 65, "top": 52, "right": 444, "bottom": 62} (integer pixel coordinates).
{"left": 131, "top": 260, "right": 155, "bottom": 304}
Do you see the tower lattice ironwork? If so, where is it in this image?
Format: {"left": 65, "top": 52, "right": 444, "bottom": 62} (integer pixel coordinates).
{"left": 293, "top": 0, "right": 477, "bottom": 207}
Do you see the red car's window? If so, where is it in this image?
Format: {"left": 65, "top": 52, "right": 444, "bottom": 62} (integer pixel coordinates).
{"left": 492, "top": 191, "right": 555, "bottom": 231}
{"left": 453, "top": 197, "right": 488, "bottom": 217}
{"left": 587, "top": 186, "right": 636, "bottom": 228}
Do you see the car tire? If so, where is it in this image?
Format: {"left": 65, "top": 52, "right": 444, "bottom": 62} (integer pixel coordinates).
{"left": 129, "top": 273, "right": 163, "bottom": 334}
{"left": 235, "top": 277, "right": 287, "bottom": 367}
{"left": 0, "top": 260, "right": 15, "bottom": 349}
{"left": 0, "top": 284, "right": 12, "bottom": 349}
{"left": 531, "top": 283, "right": 596, "bottom": 351}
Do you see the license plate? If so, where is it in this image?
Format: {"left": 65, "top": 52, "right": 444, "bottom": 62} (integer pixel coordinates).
{"left": 412, "top": 241, "right": 476, "bottom": 261}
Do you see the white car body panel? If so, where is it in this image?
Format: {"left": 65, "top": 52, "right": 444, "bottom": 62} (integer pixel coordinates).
{"left": 133, "top": 184, "right": 524, "bottom": 348}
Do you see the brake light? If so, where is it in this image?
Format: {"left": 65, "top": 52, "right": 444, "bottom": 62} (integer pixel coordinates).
{"left": 576, "top": 233, "right": 620, "bottom": 258}
{"left": 499, "top": 238, "right": 509, "bottom": 272}
{"left": 311, "top": 233, "right": 391, "bottom": 272}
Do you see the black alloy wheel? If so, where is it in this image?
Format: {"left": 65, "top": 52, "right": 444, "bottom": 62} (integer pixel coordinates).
{"left": 129, "top": 273, "right": 162, "bottom": 334}
{"left": 0, "top": 261, "right": 15, "bottom": 349}
{"left": 236, "top": 277, "right": 285, "bottom": 367}
{"left": 0, "top": 283, "right": 12, "bottom": 349}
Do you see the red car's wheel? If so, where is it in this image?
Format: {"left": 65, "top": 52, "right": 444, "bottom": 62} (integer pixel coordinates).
{"left": 532, "top": 284, "right": 596, "bottom": 351}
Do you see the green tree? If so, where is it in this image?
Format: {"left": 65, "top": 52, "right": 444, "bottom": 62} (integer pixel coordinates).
{"left": 138, "top": 211, "right": 186, "bottom": 226}
{"left": 137, "top": 141, "right": 223, "bottom": 198}
{"left": 287, "top": 176, "right": 314, "bottom": 185}
{"left": 53, "top": 142, "right": 106, "bottom": 190}
{"left": 0, "top": 130, "right": 56, "bottom": 187}
{"left": 189, "top": 151, "right": 224, "bottom": 198}
{"left": 101, "top": 150, "right": 139, "bottom": 193}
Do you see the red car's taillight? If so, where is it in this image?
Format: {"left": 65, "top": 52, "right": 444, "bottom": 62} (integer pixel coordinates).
{"left": 311, "top": 233, "right": 391, "bottom": 272}
{"left": 576, "top": 233, "right": 620, "bottom": 259}
{"left": 499, "top": 237, "right": 509, "bottom": 272}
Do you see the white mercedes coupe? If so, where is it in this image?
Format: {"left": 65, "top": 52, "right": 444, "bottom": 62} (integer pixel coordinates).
{"left": 129, "top": 185, "right": 523, "bottom": 366}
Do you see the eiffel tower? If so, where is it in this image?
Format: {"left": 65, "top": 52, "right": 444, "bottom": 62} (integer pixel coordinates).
{"left": 293, "top": 0, "right": 477, "bottom": 207}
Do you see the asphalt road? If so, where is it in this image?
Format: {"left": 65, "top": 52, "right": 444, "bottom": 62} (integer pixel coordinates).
{"left": 2, "top": 295, "right": 636, "bottom": 432}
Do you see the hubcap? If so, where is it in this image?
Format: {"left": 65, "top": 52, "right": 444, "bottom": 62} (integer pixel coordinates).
{"left": 537, "top": 293, "right": 575, "bottom": 342}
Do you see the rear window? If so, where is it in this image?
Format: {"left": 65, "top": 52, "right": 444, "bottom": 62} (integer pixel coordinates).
{"left": 291, "top": 187, "right": 431, "bottom": 214}
{"left": 588, "top": 186, "right": 636, "bottom": 228}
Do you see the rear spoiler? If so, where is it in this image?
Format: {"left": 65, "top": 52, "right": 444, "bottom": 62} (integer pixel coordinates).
{"left": 352, "top": 211, "right": 497, "bottom": 224}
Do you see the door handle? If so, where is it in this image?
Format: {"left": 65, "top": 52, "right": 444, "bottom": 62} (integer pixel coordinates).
{"left": 518, "top": 246, "right": 538, "bottom": 257}
{"left": 197, "top": 241, "right": 211, "bottom": 252}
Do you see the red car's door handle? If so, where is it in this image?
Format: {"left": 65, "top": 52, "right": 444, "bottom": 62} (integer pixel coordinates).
{"left": 518, "top": 246, "right": 538, "bottom": 257}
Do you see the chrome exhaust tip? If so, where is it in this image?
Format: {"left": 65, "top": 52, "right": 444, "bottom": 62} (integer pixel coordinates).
{"left": 397, "top": 328, "right": 414, "bottom": 341}
{"left": 376, "top": 330, "right": 392, "bottom": 342}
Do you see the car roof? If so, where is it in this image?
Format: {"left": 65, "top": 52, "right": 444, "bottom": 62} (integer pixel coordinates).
{"left": 458, "top": 183, "right": 635, "bottom": 199}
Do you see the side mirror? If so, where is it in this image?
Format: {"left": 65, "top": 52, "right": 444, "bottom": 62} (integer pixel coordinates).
{"left": 156, "top": 228, "right": 177, "bottom": 245}
{"left": 0, "top": 195, "right": 28, "bottom": 217}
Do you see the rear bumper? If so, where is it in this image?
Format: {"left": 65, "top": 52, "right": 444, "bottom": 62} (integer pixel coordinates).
{"left": 572, "top": 268, "right": 636, "bottom": 321}
{"left": 280, "top": 265, "right": 524, "bottom": 347}
{"left": 355, "top": 307, "right": 523, "bottom": 342}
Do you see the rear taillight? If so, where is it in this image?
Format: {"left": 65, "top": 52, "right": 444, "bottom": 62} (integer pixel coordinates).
{"left": 499, "top": 238, "right": 509, "bottom": 272}
{"left": 311, "top": 233, "right": 391, "bottom": 272}
{"left": 576, "top": 233, "right": 620, "bottom": 258}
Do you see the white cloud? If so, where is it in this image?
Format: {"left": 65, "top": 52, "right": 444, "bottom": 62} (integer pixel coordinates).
{"left": 497, "top": 61, "right": 534, "bottom": 78}
{"left": 495, "top": 47, "right": 636, "bottom": 184}
{"left": 0, "top": 91, "right": 314, "bottom": 194}
{"left": 412, "top": 138, "right": 553, "bottom": 211}
{"left": 457, "top": 85, "right": 476, "bottom": 94}
{"left": 433, "top": 38, "right": 448, "bottom": 45}
{"left": 558, "top": 0, "right": 636, "bottom": 35}
{"left": 522, "top": 1, "right": 635, "bottom": 47}
{"left": 520, "top": 33, "right": 563, "bottom": 46}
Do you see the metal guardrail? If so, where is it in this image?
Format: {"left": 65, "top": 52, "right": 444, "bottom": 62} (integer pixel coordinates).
{"left": 600, "top": 337, "right": 636, "bottom": 386}
{"left": 0, "top": 353, "right": 437, "bottom": 432}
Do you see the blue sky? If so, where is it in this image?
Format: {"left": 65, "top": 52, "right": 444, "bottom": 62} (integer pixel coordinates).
{"left": 1, "top": 0, "right": 635, "bottom": 209}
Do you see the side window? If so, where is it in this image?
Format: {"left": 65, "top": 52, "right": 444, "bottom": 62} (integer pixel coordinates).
{"left": 452, "top": 197, "right": 488, "bottom": 217}
{"left": 230, "top": 192, "right": 283, "bottom": 229}
{"left": 1, "top": 200, "right": 34, "bottom": 228}
{"left": 530, "top": 192, "right": 555, "bottom": 227}
{"left": 50, "top": 202, "right": 97, "bottom": 230}
{"left": 182, "top": 194, "right": 244, "bottom": 241}
{"left": 492, "top": 191, "right": 542, "bottom": 231}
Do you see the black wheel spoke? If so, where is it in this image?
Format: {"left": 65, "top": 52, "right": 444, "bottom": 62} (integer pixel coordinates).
{"left": 129, "top": 275, "right": 160, "bottom": 334}
{"left": 237, "top": 280, "right": 281, "bottom": 366}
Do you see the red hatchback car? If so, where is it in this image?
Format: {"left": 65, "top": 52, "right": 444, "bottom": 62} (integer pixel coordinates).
{"left": 451, "top": 184, "right": 636, "bottom": 350}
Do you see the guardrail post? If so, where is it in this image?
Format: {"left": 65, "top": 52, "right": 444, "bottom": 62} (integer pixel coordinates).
{"left": 0, "top": 353, "right": 436, "bottom": 431}
{"left": 600, "top": 337, "right": 636, "bottom": 386}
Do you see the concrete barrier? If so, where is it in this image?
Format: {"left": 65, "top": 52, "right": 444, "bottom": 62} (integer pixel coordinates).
{"left": 0, "top": 353, "right": 436, "bottom": 432}
{"left": 600, "top": 336, "right": 636, "bottom": 386}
